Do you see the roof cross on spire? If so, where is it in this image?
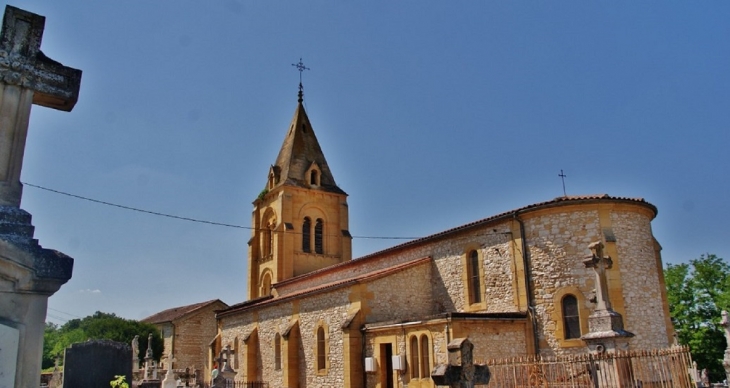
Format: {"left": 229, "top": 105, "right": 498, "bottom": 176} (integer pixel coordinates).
{"left": 291, "top": 57, "right": 310, "bottom": 103}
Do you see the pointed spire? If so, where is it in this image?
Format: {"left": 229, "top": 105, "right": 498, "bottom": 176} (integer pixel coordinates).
{"left": 267, "top": 101, "right": 345, "bottom": 196}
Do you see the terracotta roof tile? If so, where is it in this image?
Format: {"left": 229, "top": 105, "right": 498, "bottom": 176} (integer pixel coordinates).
{"left": 217, "top": 257, "right": 431, "bottom": 317}
{"left": 142, "top": 299, "right": 227, "bottom": 324}
{"left": 274, "top": 194, "right": 655, "bottom": 287}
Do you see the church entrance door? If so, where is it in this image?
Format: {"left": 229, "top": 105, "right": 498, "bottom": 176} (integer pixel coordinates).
{"left": 380, "top": 343, "right": 394, "bottom": 388}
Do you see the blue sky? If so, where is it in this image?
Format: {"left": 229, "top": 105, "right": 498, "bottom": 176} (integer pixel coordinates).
{"left": 5, "top": 1, "right": 728, "bottom": 323}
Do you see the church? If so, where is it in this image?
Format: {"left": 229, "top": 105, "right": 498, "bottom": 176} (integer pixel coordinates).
{"left": 212, "top": 85, "right": 674, "bottom": 388}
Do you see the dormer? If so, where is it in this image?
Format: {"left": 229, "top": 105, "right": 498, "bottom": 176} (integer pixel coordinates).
{"left": 267, "top": 165, "right": 281, "bottom": 191}
{"left": 307, "top": 162, "right": 321, "bottom": 187}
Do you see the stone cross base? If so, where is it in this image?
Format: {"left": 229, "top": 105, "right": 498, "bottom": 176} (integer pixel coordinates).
{"left": 581, "top": 309, "right": 634, "bottom": 355}
{"left": 585, "top": 309, "right": 631, "bottom": 334}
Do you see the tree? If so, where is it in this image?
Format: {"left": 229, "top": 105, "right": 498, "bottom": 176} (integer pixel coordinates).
{"left": 43, "top": 312, "right": 163, "bottom": 369}
{"left": 665, "top": 254, "right": 730, "bottom": 382}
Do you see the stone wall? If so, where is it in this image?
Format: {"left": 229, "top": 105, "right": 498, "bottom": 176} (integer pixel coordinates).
{"left": 170, "top": 301, "right": 225, "bottom": 371}
{"left": 612, "top": 210, "right": 671, "bottom": 349}
{"left": 520, "top": 203, "right": 670, "bottom": 355}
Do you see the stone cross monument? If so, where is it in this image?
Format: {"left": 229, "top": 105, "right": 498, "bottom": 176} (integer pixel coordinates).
{"left": 0, "top": 6, "right": 81, "bottom": 388}
{"left": 581, "top": 241, "right": 634, "bottom": 353}
{"left": 431, "top": 338, "right": 490, "bottom": 388}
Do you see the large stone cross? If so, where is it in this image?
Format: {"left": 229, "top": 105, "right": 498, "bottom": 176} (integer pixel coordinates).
{"left": 0, "top": 6, "right": 81, "bottom": 207}
{"left": 431, "top": 338, "right": 490, "bottom": 388}
{"left": 584, "top": 241, "right": 613, "bottom": 311}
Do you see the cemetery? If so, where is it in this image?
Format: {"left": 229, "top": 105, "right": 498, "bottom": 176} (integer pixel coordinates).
{"left": 0, "top": 4, "right": 727, "bottom": 388}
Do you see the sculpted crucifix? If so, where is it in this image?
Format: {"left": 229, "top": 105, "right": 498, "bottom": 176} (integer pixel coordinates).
{"left": 584, "top": 241, "right": 613, "bottom": 311}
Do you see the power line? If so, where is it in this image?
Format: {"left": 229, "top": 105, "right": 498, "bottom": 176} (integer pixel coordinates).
{"left": 23, "top": 182, "right": 421, "bottom": 240}
{"left": 48, "top": 307, "right": 81, "bottom": 319}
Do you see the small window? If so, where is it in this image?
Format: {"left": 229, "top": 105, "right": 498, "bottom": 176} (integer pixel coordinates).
{"left": 263, "top": 228, "right": 272, "bottom": 257}
{"left": 302, "top": 217, "right": 311, "bottom": 253}
{"left": 410, "top": 336, "right": 420, "bottom": 379}
{"left": 562, "top": 295, "right": 581, "bottom": 339}
{"left": 310, "top": 170, "right": 319, "bottom": 185}
{"left": 274, "top": 334, "right": 281, "bottom": 370}
{"left": 420, "top": 335, "right": 430, "bottom": 378}
{"left": 316, "top": 327, "right": 326, "bottom": 371}
{"left": 260, "top": 273, "right": 272, "bottom": 297}
{"left": 315, "top": 219, "right": 324, "bottom": 254}
{"left": 468, "top": 250, "right": 482, "bottom": 304}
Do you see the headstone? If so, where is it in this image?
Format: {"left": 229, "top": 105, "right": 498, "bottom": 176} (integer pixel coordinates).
{"left": 63, "top": 340, "right": 132, "bottom": 388}
{"left": 0, "top": 5, "right": 81, "bottom": 388}
{"left": 161, "top": 354, "right": 177, "bottom": 388}
{"left": 0, "top": 323, "right": 20, "bottom": 388}
{"left": 212, "top": 345, "right": 237, "bottom": 388}
{"left": 431, "top": 338, "right": 490, "bottom": 388}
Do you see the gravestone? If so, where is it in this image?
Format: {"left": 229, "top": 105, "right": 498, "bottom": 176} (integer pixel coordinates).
{"left": 0, "top": 5, "right": 81, "bottom": 388}
{"left": 431, "top": 338, "right": 490, "bottom": 388}
{"left": 63, "top": 340, "right": 132, "bottom": 388}
{"left": 211, "top": 345, "right": 237, "bottom": 388}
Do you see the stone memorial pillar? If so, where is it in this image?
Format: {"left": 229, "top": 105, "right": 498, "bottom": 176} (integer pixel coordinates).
{"left": 0, "top": 6, "right": 81, "bottom": 388}
{"left": 581, "top": 242, "right": 634, "bottom": 388}
{"left": 580, "top": 242, "right": 634, "bottom": 353}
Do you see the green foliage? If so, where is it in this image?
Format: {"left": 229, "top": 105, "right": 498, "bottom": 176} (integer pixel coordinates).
{"left": 43, "top": 311, "right": 163, "bottom": 369}
{"left": 665, "top": 254, "right": 730, "bottom": 382}
{"left": 42, "top": 322, "right": 60, "bottom": 370}
{"left": 110, "top": 375, "right": 130, "bottom": 388}
{"left": 257, "top": 188, "right": 269, "bottom": 201}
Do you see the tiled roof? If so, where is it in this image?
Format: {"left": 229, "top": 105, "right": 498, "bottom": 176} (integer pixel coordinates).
{"left": 217, "top": 257, "right": 432, "bottom": 317}
{"left": 353, "top": 194, "right": 655, "bottom": 262}
{"left": 142, "top": 299, "right": 227, "bottom": 324}
{"left": 274, "top": 194, "right": 655, "bottom": 287}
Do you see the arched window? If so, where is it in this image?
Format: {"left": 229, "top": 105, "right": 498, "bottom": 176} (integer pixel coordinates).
{"left": 420, "top": 335, "right": 430, "bottom": 378}
{"left": 274, "top": 333, "right": 281, "bottom": 370}
{"left": 302, "top": 217, "right": 311, "bottom": 253}
{"left": 410, "top": 336, "right": 420, "bottom": 379}
{"left": 263, "top": 228, "right": 271, "bottom": 257}
{"left": 562, "top": 294, "right": 581, "bottom": 339}
{"left": 316, "top": 326, "right": 326, "bottom": 372}
{"left": 310, "top": 170, "right": 319, "bottom": 185}
{"left": 468, "top": 250, "right": 482, "bottom": 304}
{"left": 260, "top": 272, "right": 272, "bottom": 297}
{"left": 315, "top": 219, "right": 324, "bottom": 254}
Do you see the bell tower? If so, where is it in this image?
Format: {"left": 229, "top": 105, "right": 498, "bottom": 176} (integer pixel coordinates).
{"left": 247, "top": 84, "right": 351, "bottom": 299}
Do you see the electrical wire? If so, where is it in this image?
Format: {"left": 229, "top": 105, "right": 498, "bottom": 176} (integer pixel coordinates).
{"left": 22, "top": 182, "right": 421, "bottom": 240}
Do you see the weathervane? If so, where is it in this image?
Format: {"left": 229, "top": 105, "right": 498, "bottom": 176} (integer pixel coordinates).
{"left": 291, "top": 58, "right": 310, "bottom": 103}
{"left": 558, "top": 169, "right": 567, "bottom": 197}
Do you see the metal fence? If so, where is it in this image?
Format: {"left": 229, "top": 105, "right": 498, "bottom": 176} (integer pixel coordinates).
{"left": 482, "top": 346, "right": 695, "bottom": 388}
{"left": 200, "top": 381, "right": 268, "bottom": 388}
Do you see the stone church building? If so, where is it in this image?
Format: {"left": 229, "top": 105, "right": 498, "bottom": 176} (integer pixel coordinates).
{"left": 212, "top": 90, "right": 674, "bottom": 388}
